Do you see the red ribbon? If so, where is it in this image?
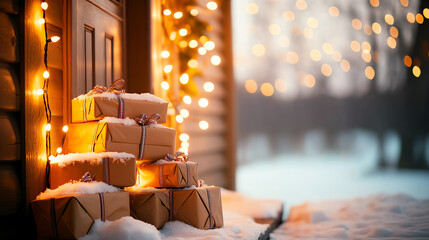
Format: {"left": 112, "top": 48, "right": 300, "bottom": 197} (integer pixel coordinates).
{"left": 135, "top": 113, "right": 160, "bottom": 127}
{"left": 80, "top": 172, "right": 95, "bottom": 182}
{"left": 164, "top": 151, "right": 189, "bottom": 162}
{"left": 87, "top": 79, "right": 126, "bottom": 96}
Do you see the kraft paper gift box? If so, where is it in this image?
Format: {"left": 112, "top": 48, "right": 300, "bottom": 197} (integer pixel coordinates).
{"left": 49, "top": 152, "right": 137, "bottom": 189}
{"left": 31, "top": 191, "right": 130, "bottom": 240}
{"left": 71, "top": 93, "right": 168, "bottom": 123}
{"left": 137, "top": 160, "right": 198, "bottom": 188}
{"left": 65, "top": 121, "right": 176, "bottom": 161}
{"left": 127, "top": 186, "right": 224, "bottom": 230}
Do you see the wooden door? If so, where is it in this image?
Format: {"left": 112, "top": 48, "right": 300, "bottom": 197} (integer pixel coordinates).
{"left": 71, "top": 0, "right": 124, "bottom": 98}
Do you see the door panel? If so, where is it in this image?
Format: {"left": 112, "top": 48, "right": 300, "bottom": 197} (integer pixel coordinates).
{"left": 72, "top": 0, "right": 123, "bottom": 98}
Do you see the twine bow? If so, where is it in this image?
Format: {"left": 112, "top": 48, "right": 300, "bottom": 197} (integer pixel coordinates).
{"left": 80, "top": 172, "right": 96, "bottom": 182}
{"left": 87, "top": 79, "right": 126, "bottom": 96}
{"left": 198, "top": 179, "right": 205, "bottom": 187}
{"left": 135, "top": 113, "right": 160, "bottom": 127}
{"left": 164, "top": 151, "right": 189, "bottom": 162}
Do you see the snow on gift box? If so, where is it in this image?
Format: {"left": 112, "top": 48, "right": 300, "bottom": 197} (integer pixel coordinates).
{"left": 71, "top": 79, "right": 168, "bottom": 123}
{"left": 127, "top": 185, "right": 224, "bottom": 230}
{"left": 65, "top": 117, "right": 176, "bottom": 161}
{"left": 49, "top": 152, "right": 137, "bottom": 189}
{"left": 31, "top": 181, "right": 130, "bottom": 240}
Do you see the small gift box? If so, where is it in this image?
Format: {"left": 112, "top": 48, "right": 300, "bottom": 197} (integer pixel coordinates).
{"left": 31, "top": 182, "right": 130, "bottom": 240}
{"left": 127, "top": 186, "right": 223, "bottom": 230}
{"left": 137, "top": 152, "right": 198, "bottom": 188}
{"left": 71, "top": 79, "right": 168, "bottom": 123}
{"left": 49, "top": 152, "right": 137, "bottom": 189}
{"left": 65, "top": 115, "right": 176, "bottom": 161}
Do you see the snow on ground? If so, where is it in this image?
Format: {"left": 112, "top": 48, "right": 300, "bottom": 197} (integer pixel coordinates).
{"left": 270, "top": 194, "right": 429, "bottom": 239}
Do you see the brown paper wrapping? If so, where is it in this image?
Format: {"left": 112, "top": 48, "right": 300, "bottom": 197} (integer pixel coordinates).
{"left": 71, "top": 95, "right": 168, "bottom": 123}
{"left": 128, "top": 186, "right": 223, "bottom": 230}
{"left": 65, "top": 122, "right": 176, "bottom": 161}
{"left": 50, "top": 157, "right": 137, "bottom": 189}
{"left": 137, "top": 161, "right": 198, "bottom": 188}
{"left": 31, "top": 191, "right": 130, "bottom": 240}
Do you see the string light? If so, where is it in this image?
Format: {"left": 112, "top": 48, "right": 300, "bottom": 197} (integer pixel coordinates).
{"left": 189, "top": 40, "right": 198, "bottom": 48}
{"left": 198, "top": 47, "right": 207, "bottom": 55}
{"left": 211, "top": 55, "right": 221, "bottom": 65}
{"left": 163, "top": 64, "right": 173, "bottom": 73}
{"left": 62, "top": 125, "right": 68, "bottom": 133}
{"left": 161, "top": 81, "right": 170, "bottom": 90}
{"left": 38, "top": 18, "right": 46, "bottom": 24}
{"left": 187, "top": 59, "right": 198, "bottom": 68}
{"left": 206, "top": 1, "right": 217, "bottom": 10}
{"left": 179, "top": 28, "right": 188, "bottom": 36}
{"left": 247, "top": 3, "right": 259, "bottom": 15}
{"left": 199, "top": 120, "right": 209, "bottom": 130}
{"left": 245, "top": 80, "right": 258, "bottom": 93}
{"left": 161, "top": 50, "right": 170, "bottom": 58}
{"left": 180, "top": 109, "right": 189, "bottom": 118}
{"left": 204, "top": 41, "right": 215, "bottom": 50}
{"left": 50, "top": 36, "right": 60, "bottom": 43}
{"left": 163, "top": 9, "right": 171, "bottom": 16}
{"left": 36, "top": 89, "right": 44, "bottom": 96}
{"left": 412, "top": 66, "right": 421, "bottom": 77}
{"left": 203, "top": 82, "right": 215, "bottom": 92}
{"left": 190, "top": 9, "right": 199, "bottom": 16}
{"left": 174, "top": 12, "right": 183, "bottom": 19}
{"left": 176, "top": 115, "right": 184, "bottom": 123}
{"left": 198, "top": 98, "right": 209, "bottom": 108}
{"left": 252, "top": 44, "right": 266, "bottom": 56}
{"left": 183, "top": 95, "right": 192, "bottom": 104}
{"left": 41, "top": 2, "right": 48, "bottom": 10}
{"left": 56, "top": 147, "right": 62, "bottom": 154}
{"left": 260, "top": 83, "right": 274, "bottom": 96}
{"left": 43, "top": 70, "right": 50, "bottom": 78}
{"left": 179, "top": 133, "right": 190, "bottom": 142}
{"left": 180, "top": 73, "right": 189, "bottom": 84}
{"left": 45, "top": 124, "right": 52, "bottom": 131}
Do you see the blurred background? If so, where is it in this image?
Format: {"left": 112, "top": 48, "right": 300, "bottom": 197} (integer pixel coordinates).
{"left": 232, "top": 0, "right": 429, "bottom": 206}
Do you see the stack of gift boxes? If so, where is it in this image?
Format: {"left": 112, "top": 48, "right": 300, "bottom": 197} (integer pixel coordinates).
{"left": 31, "top": 80, "right": 223, "bottom": 239}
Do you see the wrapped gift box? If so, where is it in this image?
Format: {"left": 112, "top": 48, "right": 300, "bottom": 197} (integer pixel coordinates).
{"left": 49, "top": 152, "right": 137, "bottom": 189}
{"left": 31, "top": 183, "right": 129, "bottom": 240}
{"left": 65, "top": 120, "right": 176, "bottom": 161}
{"left": 137, "top": 160, "right": 198, "bottom": 188}
{"left": 127, "top": 186, "right": 223, "bottom": 230}
{"left": 71, "top": 92, "right": 168, "bottom": 123}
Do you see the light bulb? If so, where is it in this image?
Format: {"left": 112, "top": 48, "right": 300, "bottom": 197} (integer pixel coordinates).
{"left": 180, "top": 109, "right": 189, "bottom": 118}
{"left": 38, "top": 18, "right": 45, "bottom": 24}
{"left": 174, "top": 12, "right": 183, "bottom": 19}
{"left": 161, "top": 50, "right": 170, "bottom": 58}
{"left": 203, "top": 82, "right": 214, "bottom": 92}
{"left": 181, "top": 141, "right": 189, "bottom": 148}
{"left": 41, "top": 2, "right": 48, "bottom": 10}
{"left": 161, "top": 81, "right": 170, "bottom": 90}
{"left": 210, "top": 55, "right": 221, "bottom": 65}
{"left": 180, "top": 73, "right": 189, "bottom": 84}
{"left": 51, "top": 36, "right": 60, "bottom": 42}
{"left": 183, "top": 95, "right": 192, "bottom": 104}
{"left": 45, "top": 123, "right": 52, "bottom": 131}
{"left": 207, "top": 1, "right": 218, "bottom": 10}
{"left": 179, "top": 29, "right": 188, "bottom": 36}
{"left": 163, "top": 65, "right": 173, "bottom": 73}
{"left": 43, "top": 70, "right": 50, "bottom": 78}
{"left": 190, "top": 9, "right": 199, "bottom": 16}
{"left": 199, "top": 120, "right": 209, "bottom": 130}
{"left": 198, "top": 47, "right": 207, "bottom": 55}
{"left": 48, "top": 155, "right": 54, "bottom": 161}
{"left": 62, "top": 125, "right": 69, "bottom": 133}
{"left": 56, "top": 147, "right": 62, "bottom": 154}
{"left": 189, "top": 40, "right": 198, "bottom": 48}
{"left": 176, "top": 115, "right": 184, "bottom": 123}
{"left": 198, "top": 98, "right": 209, "bottom": 108}
{"left": 204, "top": 41, "right": 215, "bottom": 50}
{"left": 36, "top": 89, "right": 44, "bottom": 96}
{"left": 163, "top": 9, "right": 171, "bottom": 15}
{"left": 179, "top": 133, "right": 190, "bottom": 141}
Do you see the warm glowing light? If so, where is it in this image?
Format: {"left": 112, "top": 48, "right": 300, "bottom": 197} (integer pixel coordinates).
{"left": 188, "top": 59, "right": 198, "bottom": 68}
{"left": 49, "top": 155, "right": 54, "bottom": 161}
{"left": 179, "top": 28, "right": 188, "bottom": 36}
{"left": 385, "top": 14, "right": 394, "bottom": 25}
{"left": 183, "top": 95, "right": 192, "bottom": 104}
{"left": 369, "top": 0, "right": 379, "bottom": 7}
{"left": 161, "top": 81, "right": 169, "bottom": 90}
{"left": 211, "top": 55, "right": 221, "bottom": 65}
{"left": 176, "top": 115, "right": 184, "bottom": 123}
{"left": 51, "top": 36, "right": 60, "bottom": 43}
{"left": 179, "top": 133, "right": 190, "bottom": 142}
{"left": 296, "top": 0, "right": 307, "bottom": 10}
{"left": 365, "top": 66, "right": 375, "bottom": 80}
{"left": 36, "top": 89, "right": 44, "bottom": 96}
{"left": 307, "top": 18, "right": 318, "bottom": 28}
{"left": 56, "top": 147, "right": 62, "bottom": 154}
{"left": 161, "top": 50, "right": 170, "bottom": 58}
{"left": 163, "top": 9, "right": 171, "bottom": 16}
{"left": 247, "top": 3, "right": 259, "bottom": 14}
{"left": 303, "top": 28, "right": 313, "bottom": 39}
{"left": 181, "top": 141, "right": 189, "bottom": 148}
{"left": 41, "top": 2, "right": 48, "bottom": 10}
{"left": 361, "top": 52, "right": 372, "bottom": 63}
{"left": 412, "top": 66, "right": 421, "bottom": 77}
{"left": 180, "top": 73, "right": 189, "bottom": 84}
{"left": 180, "top": 109, "right": 189, "bottom": 118}
{"left": 401, "top": 0, "right": 409, "bottom": 7}
{"left": 38, "top": 18, "right": 45, "bottom": 24}
{"left": 361, "top": 41, "right": 371, "bottom": 53}
{"left": 329, "top": 6, "right": 339, "bottom": 17}
{"left": 163, "top": 65, "right": 173, "bottom": 73}
{"left": 424, "top": 8, "right": 429, "bottom": 19}
{"left": 260, "top": 83, "right": 274, "bottom": 96}
{"left": 199, "top": 121, "right": 209, "bottom": 130}
{"left": 198, "top": 47, "right": 207, "bottom": 55}
{"left": 407, "top": 13, "right": 415, "bottom": 23}
{"left": 286, "top": 51, "right": 299, "bottom": 64}
{"left": 303, "top": 75, "right": 316, "bottom": 88}
{"left": 45, "top": 124, "right": 52, "bottom": 131}
{"left": 403, "top": 55, "right": 412, "bottom": 67}
{"left": 200, "top": 35, "right": 209, "bottom": 43}
{"left": 340, "top": 59, "right": 351, "bottom": 72}
{"left": 390, "top": 26, "right": 398, "bottom": 38}
{"left": 198, "top": 98, "right": 209, "bottom": 108}
{"left": 203, "top": 82, "right": 215, "bottom": 92}
{"left": 321, "top": 64, "right": 332, "bottom": 77}
{"left": 278, "top": 36, "right": 290, "bottom": 48}
{"left": 416, "top": 13, "right": 424, "bottom": 24}
{"left": 43, "top": 71, "right": 50, "bottom": 78}
{"left": 174, "top": 12, "right": 183, "bottom": 19}
{"left": 179, "top": 41, "right": 188, "bottom": 48}
{"left": 275, "top": 79, "right": 287, "bottom": 92}
{"left": 310, "top": 49, "right": 322, "bottom": 61}
{"left": 283, "top": 11, "right": 295, "bottom": 21}
{"left": 322, "top": 43, "right": 333, "bottom": 54}
{"left": 372, "top": 22, "right": 381, "bottom": 34}
{"left": 387, "top": 37, "right": 397, "bottom": 49}
{"left": 352, "top": 19, "right": 362, "bottom": 30}
{"left": 189, "top": 40, "right": 198, "bottom": 48}
{"left": 364, "top": 24, "right": 372, "bottom": 35}
{"left": 206, "top": 1, "right": 217, "bottom": 10}
{"left": 204, "top": 41, "right": 215, "bottom": 50}
{"left": 62, "top": 125, "right": 68, "bottom": 133}
{"left": 332, "top": 51, "right": 342, "bottom": 62}
{"left": 252, "top": 44, "right": 266, "bottom": 56}
{"left": 190, "top": 9, "right": 199, "bottom": 16}
{"left": 269, "top": 24, "right": 281, "bottom": 35}
{"left": 245, "top": 80, "right": 258, "bottom": 93}
{"left": 170, "top": 32, "right": 177, "bottom": 41}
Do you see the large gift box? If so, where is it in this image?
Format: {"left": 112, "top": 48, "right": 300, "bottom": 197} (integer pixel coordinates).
{"left": 31, "top": 183, "right": 129, "bottom": 240}
{"left": 65, "top": 120, "right": 176, "bottom": 161}
{"left": 72, "top": 92, "right": 168, "bottom": 123}
{"left": 127, "top": 186, "right": 224, "bottom": 230}
{"left": 49, "top": 152, "right": 137, "bottom": 189}
{"left": 137, "top": 160, "right": 198, "bottom": 188}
